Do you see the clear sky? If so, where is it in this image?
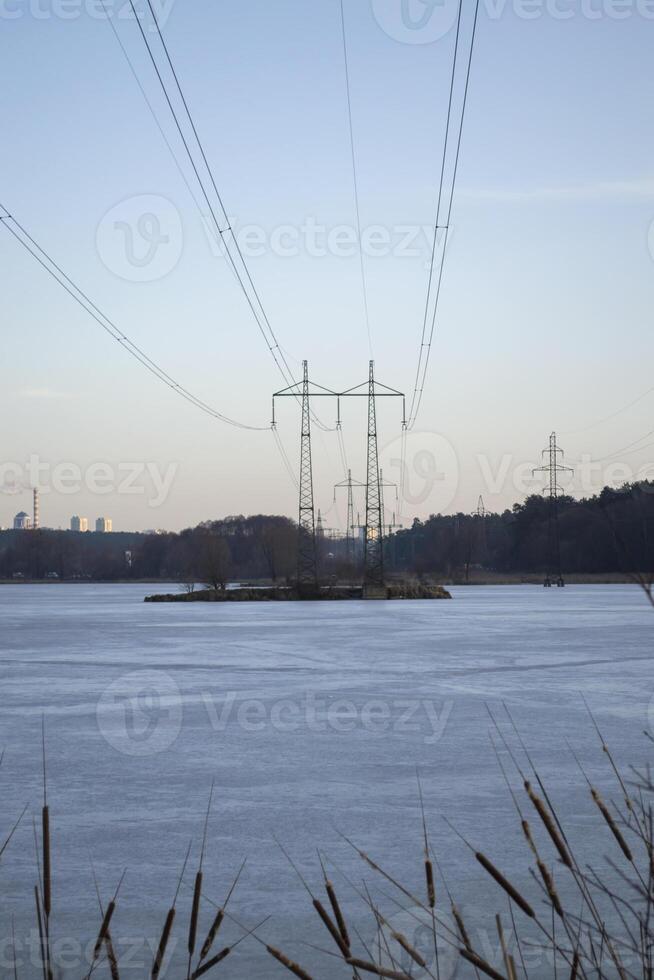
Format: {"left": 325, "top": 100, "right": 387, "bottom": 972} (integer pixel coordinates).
{"left": 1, "top": 0, "right": 653, "bottom": 532}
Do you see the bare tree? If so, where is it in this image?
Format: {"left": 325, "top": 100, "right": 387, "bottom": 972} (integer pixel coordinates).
{"left": 202, "top": 536, "right": 231, "bottom": 592}
{"left": 260, "top": 524, "right": 296, "bottom": 583}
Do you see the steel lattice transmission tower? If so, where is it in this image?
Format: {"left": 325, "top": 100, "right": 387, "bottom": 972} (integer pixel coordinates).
{"left": 297, "top": 360, "right": 318, "bottom": 588}
{"left": 533, "top": 431, "right": 573, "bottom": 588}
{"left": 274, "top": 362, "right": 404, "bottom": 598}
{"left": 364, "top": 360, "right": 385, "bottom": 595}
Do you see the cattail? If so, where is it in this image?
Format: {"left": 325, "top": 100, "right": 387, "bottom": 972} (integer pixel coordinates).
{"left": 188, "top": 870, "right": 203, "bottom": 962}
{"left": 392, "top": 931, "right": 428, "bottom": 969}
{"left": 346, "top": 958, "right": 411, "bottom": 979}
{"left": 152, "top": 908, "right": 175, "bottom": 979}
{"left": 537, "top": 860, "right": 563, "bottom": 917}
{"left": 521, "top": 819, "right": 536, "bottom": 855}
{"left": 105, "top": 934, "right": 121, "bottom": 980}
{"left": 425, "top": 859, "right": 436, "bottom": 908}
{"left": 42, "top": 806, "right": 51, "bottom": 919}
{"left": 192, "top": 946, "right": 231, "bottom": 978}
{"left": 313, "top": 898, "right": 350, "bottom": 957}
{"left": 460, "top": 949, "right": 508, "bottom": 980}
{"left": 525, "top": 781, "right": 572, "bottom": 869}
{"left": 325, "top": 879, "right": 350, "bottom": 949}
{"left": 266, "top": 944, "right": 314, "bottom": 980}
{"left": 591, "top": 788, "right": 634, "bottom": 861}
{"left": 91, "top": 900, "right": 116, "bottom": 965}
{"left": 452, "top": 903, "right": 472, "bottom": 950}
{"left": 199, "top": 907, "right": 224, "bottom": 963}
{"left": 475, "top": 852, "right": 535, "bottom": 918}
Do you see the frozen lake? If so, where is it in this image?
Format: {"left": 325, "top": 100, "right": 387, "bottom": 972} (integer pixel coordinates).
{"left": 0, "top": 583, "right": 652, "bottom": 978}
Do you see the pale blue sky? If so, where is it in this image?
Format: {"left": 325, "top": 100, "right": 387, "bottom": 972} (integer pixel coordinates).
{"left": 1, "top": 0, "right": 653, "bottom": 531}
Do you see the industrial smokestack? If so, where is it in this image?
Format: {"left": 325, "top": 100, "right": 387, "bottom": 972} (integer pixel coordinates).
{"left": 33, "top": 488, "right": 40, "bottom": 530}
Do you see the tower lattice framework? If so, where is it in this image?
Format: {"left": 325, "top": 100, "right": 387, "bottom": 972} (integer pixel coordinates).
{"left": 364, "top": 360, "right": 384, "bottom": 591}
{"left": 297, "top": 360, "right": 318, "bottom": 587}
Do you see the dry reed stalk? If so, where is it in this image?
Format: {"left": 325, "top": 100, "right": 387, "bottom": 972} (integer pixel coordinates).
{"left": 152, "top": 839, "right": 192, "bottom": 979}
{"left": 325, "top": 879, "right": 350, "bottom": 948}
{"left": 391, "top": 930, "right": 427, "bottom": 969}
{"left": 266, "top": 944, "right": 314, "bottom": 979}
{"left": 91, "top": 899, "right": 116, "bottom": 963}
{"left": 89, "top": 856, "right": 121, "bottom": 980}
{"left": 590, "top": 788, "right": 634, "bottom": 861}
{"left": 188, "top": 870, "right": 203, "bottom": 966}
{"left": 460, "top": 948, "right": 508, "bottom": 980}
{"left": 192, "top": 913, "right": 270, "bottom": 980}
{"left": 313, "top": 898, "right": 350, "bottom": 957}
{"left": 338, "top": 832, "right": 422, "bottom": 907}
{"left": 188, "top": 782, "right": 214, "bottom": 979}
{"left": 41, "top": 806, "right": 51, "bottom": 919}
{"left": 191, "top": 947, "right": 230, "bottom": 977}
{"left": 452, "top": 903, "right": 472, "bottom": 950}
{"left": 475, "top": 852, "right": 535, "bottom": 918}
{"left": 0, "top": 804, "right": 28, "bottom": 861}
{"left": 425, "top": 860, "right": 436, "bottom": 909}
{"left": 524, "top": 781, "right": 572, "bottom": 869}
{"left": 345, "top": 957, "right": 411, "bottom": 979}
{"left": 152, "top": 908, "right": 176, "bottom": 980}
{"left": 495, "top": 915, "right": 517, "bottom": 980}
{"left": 569, "top": 950, "right": 579, "bottom": 979}
{"left": 318, "top": 852, "right": 351, "bottom": 949}
{"left": 105, "top": 933, "right": 121, "bottom": 980}
{"left": 537, "top": 860, "right": 564, "bottom": 918}
{"left": 198, "top": 908, "right": 224, "bottom": 963}
{"left": 197, "top": 858, "right": 246, "bottom": 965}
{"left": 34, "top": 885, "right": 46, "bottom": 980}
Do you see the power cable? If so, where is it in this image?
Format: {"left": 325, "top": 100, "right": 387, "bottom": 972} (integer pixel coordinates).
{"left": 0, "top": 205, "right": 267, "bottom": 431}
{"left": 407, "top": 0, "right": 480, "bottom": 429}
{"left": 339, "top": 0, "right": 373, "bottom": 358}
{"left": 125, "top": 0, "right": 295, "bottom": 388}
{"left": 120, "top": 1, "right": 337, "bottom": 433}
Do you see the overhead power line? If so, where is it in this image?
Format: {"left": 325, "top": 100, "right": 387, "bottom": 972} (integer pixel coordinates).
{"left": 407, "top": 0, "right": 480, "bottom": 430}
{"left": 562, "top": 382, "right": 654, "bottom": 436}
{"left": 0, "top": 204, "right": 267, "bottom": 431}
{"left": 339, "top": 0, "right": 373, "bottom": 358}
{"left": 110, "top": 0, "right": 335, "bottom": 434}
{"left": 123, "top": 0, "right": 295, "bottom": 388}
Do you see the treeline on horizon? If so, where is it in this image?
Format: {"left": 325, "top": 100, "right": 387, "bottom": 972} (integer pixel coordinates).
{"left": 0, "top": 481, "right": 652, "bottom": 582}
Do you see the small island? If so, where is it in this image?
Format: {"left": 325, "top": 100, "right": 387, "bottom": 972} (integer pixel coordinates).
{"left": 144, "top": 582, "right": 452, "bottom": 602}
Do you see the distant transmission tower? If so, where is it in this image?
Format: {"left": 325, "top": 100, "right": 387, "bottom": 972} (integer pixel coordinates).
{"left": 533, "top": 431, "right": 573, "bottom": 587}
{"left": 335, "top": 469, "right": 399, "bottom": 565}
{"left": 476, "top": 494, "right": 487, "bottom": 556}
{"left": 297, "top": 360, "right": 318, "bottom": 589}
{"left": 364, "top": 361, "right": 385, "bottom": 595}
{"left": 334, "top": 469, "right": 357, "bottom": 564}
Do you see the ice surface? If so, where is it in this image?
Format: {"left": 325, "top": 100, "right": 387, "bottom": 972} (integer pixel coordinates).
{"left": 0, "top": 583, "right": 652, "bottom": 978}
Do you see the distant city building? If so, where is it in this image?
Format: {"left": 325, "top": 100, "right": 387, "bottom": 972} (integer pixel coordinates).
{"left": 13, "top": 511, "right": 31, "bottom": 531}
{"left": 71, "top": 516, "right": 89, "bottom": 533}
{"left": 95, "top": 517, "right": 113, "bottom": 533}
